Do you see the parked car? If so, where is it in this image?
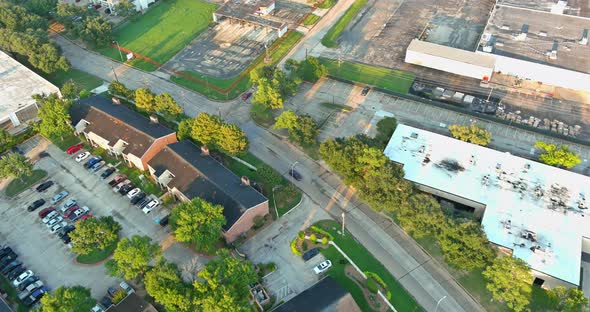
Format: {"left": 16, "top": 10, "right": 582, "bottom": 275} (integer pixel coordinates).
{"left": 17, "top": 276, "right": 39, "bottom": 292}
{"left": 68, "top": 207, "right": 89, "bottom": 221}
{"left": 75, "top": 151, "right": 90, "bottom": 162}
{"left": 50, "top": 221, "right": 68, "bottom": 234}
{"left": 136, "top": 197, "right": 151, "bottom": 208}
{"left": 100, "top": 296, "right": 113, "bottom": 309}
{"left": 0, "top": 254, "right": 17, "bottom": 270}
{"left": 79, "top": 214, "right": 92, "bottom": 221}
{"left": 289, "top": 169, "right": 302, "bottom": 181}
{"left": 61, "top": 199, "right": 77, "bottom": 212}
{"left": 241, "top": 91, "right": 253, "bottom": 101}
{"left": 84, "top": 157, "right": 102, "bottom": 169}
{"left": 159, "top": 214, "right": 170, "bottom": 227}
{"left": 100, "top": 167, "right": 116, "bottom": 180}
{"left": 42, "top": 211, "right": 59, "bottom": 224}
{"left": 130, "top": 192, "right": 146, "bottom": 204}
{"left": 58, "top": 225, "right": 76, "bottom": 239}
{"left": 0, "top": 247, "right": 13, "bottom": 259}
{"left": 18, "top": 280, "right": 42, "bottom": 300}
{"left": 4, "top": 263, "right": 23, "bottom": 277}
{"left": 13, "top": 270, "right": 34, "bottom": 286}
{"left": 63, "top": 205, "right": 80, "bottom": 218}
{"left": 119, "top": 281, "right": 134, "bottom": 294}
{"left": 27, "top": 199, "right": 45, "bottom": 212}
{"left": 38, "top": 207, "right": 55, "bottom": 218}
{"left": 91, "top": 305, "right": 105, "bottom": 312}
{"left": 50, "top": 191, "right": 69, "bottom": 204}
{"left": 361, "top": 86, "right": 371, "bottom": 96}
{"left": 313, "top": 260, "right": 332, "bottom": 274}
{"left": 108, "top": 174, "right": 127, "bottom": 187}
{"left": 302, "top": 248, "right": 320, "bottom": 261}
{"left": 113, "top": 180, "right": 130, "bottom": 192}
{"left": 118, "top": 183, "right": 135, "bottom": 195}
{"left": 1, "top": 261, "right": 21, "bottom": 275}
{"left": 107, "top": 287, "right": 118, "bottom": 298}
{"left": 62, "top": 234, "right": 71, "bottom": 244}
{"left": 142, "top": 200, "right": 159, "bottom": 214}
{"left": 66, "top": 144, "right": 83, "bottom": 155}
{"left": 126, "top": 188, "right": 141, "bottom": 199}
{"left": 7, "top": 266, "right": 26, "bottom": 280}
{"left": 46, "top": 216, "right": 64, "bottom": 228}
{"left": 89, "top": 161, "right": 106, "bottom": 173}
{"left": 23, "top": 287, "right": 47, "bottom": 306}
{"left": 35, "top": 181, "right": 54, "bottom": 192}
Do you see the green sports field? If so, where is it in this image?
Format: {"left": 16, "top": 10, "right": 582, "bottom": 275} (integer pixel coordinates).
{"left": 99, "top": 0, "right": 217, "bottom": 71}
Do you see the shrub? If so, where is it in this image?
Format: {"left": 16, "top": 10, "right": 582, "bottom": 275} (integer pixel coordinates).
{"left": 321, "top": 237, "right": 329, "bottom": 245}
{"left": 365, "top": 272, "right": 388, "bottom": 290}
{"left": 386, "top": 290, "right": 392, "bottom": 300}
{"left": 267, "top": 262, "right": 277, "bottom": 272}
{"left": 112, "top": 289, "right": 127, "bottom": 304}
{"left": 310, "top": 225, "right": 335, "bottom": 240}
{"left": 253, "top": 215, "right": 265, "bottom": 229}
{"left": 302, "top": 241, "right": 308, "bottom": 251}
{"left": 79, "top": 89, "right": 91, "bottom": 98}
{"left": 298, "top": 231, "right": 305, "bottom": 239}
{"left": 366, "top": 278, "right": 379, "bottom": 294}
{"left": 309, "top": 234, "right": 317, "bottom": 242}
{"left": 290, "top": 239, "right": 301, "bottom": 256}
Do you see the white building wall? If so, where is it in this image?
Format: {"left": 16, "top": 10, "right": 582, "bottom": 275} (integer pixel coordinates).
{"left": 126, "top": 153, "right": 145, "bottom": 170}
{"left": 134, "top": 0, "right": 155, "bottom": 11}
{"left": 405, "top": 50, "right": 494, "bottom": 80}
{"left": 482, "top": 52, "right": 590, "bottom": 92}
{"left": 532, "top": 269, "right": 578, "bottom": 289}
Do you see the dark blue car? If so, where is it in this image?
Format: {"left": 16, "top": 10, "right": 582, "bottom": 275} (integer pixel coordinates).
{"left": 84, "top": 157, "right": 102, "bottom": 169}
{"left": 24, "top": 287, "right": 47, "bottom": 306}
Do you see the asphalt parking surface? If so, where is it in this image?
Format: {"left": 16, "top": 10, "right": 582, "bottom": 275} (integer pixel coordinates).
{"left": 0, "top": 142, "right": 170, "bottom": 298}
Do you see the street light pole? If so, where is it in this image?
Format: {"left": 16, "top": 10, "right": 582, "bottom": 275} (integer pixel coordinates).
{"left": 434, "top": 295, "right": 447, "bottom": 312}
{"left": 289, "top": 161, "right": 298, "bottom": 182}
{"left": 272, "top": 186, "right": 279, "bottom": 218}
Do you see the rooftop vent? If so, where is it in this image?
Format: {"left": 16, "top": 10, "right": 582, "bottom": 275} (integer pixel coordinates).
{"left": 580, "top": 29, "right": 588, "bottom": 45}
{"left": 200, "top": 145, "right": 209, "bottom": 156}
{"left": 549, "top": 41, "right": 558, "bottom": 60}
{"left": 149, "top": 115, "right": 159, "bottom": 124}
{"left": 241, "top": 176, "right": 250, "bottom": 186}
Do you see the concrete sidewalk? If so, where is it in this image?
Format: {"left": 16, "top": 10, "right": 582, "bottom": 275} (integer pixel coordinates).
{"left": 241, "top": 122, "right": 485, "bottom": 312}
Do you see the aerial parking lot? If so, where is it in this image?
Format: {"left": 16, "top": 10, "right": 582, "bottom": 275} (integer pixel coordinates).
{"left": 0, "top": 139, "right": 170, "bottom": 297}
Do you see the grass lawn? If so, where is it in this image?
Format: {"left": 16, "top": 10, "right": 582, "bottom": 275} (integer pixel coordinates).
{"left": 250, "top": 104, "right": 274, "bottom": 128}
{"left": 98, "top": 0, "right": 217, "bottom": 71}
{"left": 116, "top": 164, "right": 164, "bottom": 196}
{"left": 43, "top": 68, "right": 103, "bottom": 91}
{"left": 0, "top": 275, "right": 29, "bottom": 311}
{"left": 48, "top": 133, "right": 82, "bottom": 151}
{"left": 321, "top": 0, "right": 367, "bottom": 48}
{"left": 302, "top": 14, "right": 321, "bottom": 26}
{"left": 318, "top": 0, "right": 337, "bottom": 9}
{"left": 76, "top": 240, "right": 118, "bottom": 264}
{"left": 315, "top": 220, "right": 423, "bottom": 311}
{"left": 320, "top": 58, "right": 415, "bottom": 94}
{"left": 171, "top": 31, "right": 304, "bottom": 100}
{"left": 4, "top": 170, "right": 48, "bottom": 198}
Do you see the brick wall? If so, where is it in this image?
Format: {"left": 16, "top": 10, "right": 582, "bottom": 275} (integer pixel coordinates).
{"left": 223, "top": 201, "right": 270, "bottom": 243}
{"left": 140, "top": 133, "right": 178, "bottom": 171}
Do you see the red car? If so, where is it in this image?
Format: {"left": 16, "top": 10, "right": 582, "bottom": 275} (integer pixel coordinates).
{"left": 66, "top": 144, "right": 83, "bottom": 155}
{"left": 63, "top": 205, "right": 80, "bottom": 218}
{"left": 241, "top": 92, "right": 252, "bottom": 101}
{"left": 38, "top": 207, "right": 55, "bottom": 218}
{"left": 79, "top": 214, "right": 92, "bottom": 221}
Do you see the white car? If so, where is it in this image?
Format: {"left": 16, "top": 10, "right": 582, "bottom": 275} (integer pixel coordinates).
{"left": 46, "top": 216, "right": 64, "bottom": 228}
{"left": 42, "top": 211, "right": 59, "bottom": 224}
{"left": 50, "top": 221, "right": 68, "bottom": 234}
{"left": 75, "top": 151, "right": 90, "bottom": 162}
{"left": 18, "top": 281, "right": 43, "bottom": 300}
{"left": 13, "top": 270, "right": 34, "bottom": 287}
{"left": 313, "top": 260, "right": 332, "bottom": 274}
{"left": 126, "top": 188, "right": 141, "bottom": 199}
{"left": 61, "top": 199, "right": 77, "bottom": 212}
{"left": 91, "top": 305, "right": 105, "bottom": 312}
{"left": 119, "top": 281, "right": 134, "bottom": 294}
{"left": 142, "top": 200, "right": 159, "bottom": 214}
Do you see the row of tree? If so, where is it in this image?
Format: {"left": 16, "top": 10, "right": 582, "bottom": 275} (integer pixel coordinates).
{"left": 274, "top": 110, "right": 319, "bottom": 146}
{"left": 109, "top": 81, "right": 184, "bottom": 117}
{"left": 178, "top": 113, "right": 249, "bottom": 156}
{"left": 448, "top": 124, "right": 491, "bottom": 146}
{"left": 55, "top": 3, "right": 113, "bottom": 47}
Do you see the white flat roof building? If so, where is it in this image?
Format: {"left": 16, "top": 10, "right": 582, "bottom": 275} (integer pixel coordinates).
{"left": 384, "top": 124, "right": 590, "bottom": 288}
{"left": 0, "top": 51, "right": 60, "bottom": 129}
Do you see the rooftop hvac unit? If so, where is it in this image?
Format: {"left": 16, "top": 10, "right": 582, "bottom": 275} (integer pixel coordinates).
{"left": 551, "top": 0, "right": 568, "bottom": 14}
{"left": 549, "top": 41, "right": 558, "bottom": 60}
{"left": 580, "top": 29, "right": 588, "bottom": 45}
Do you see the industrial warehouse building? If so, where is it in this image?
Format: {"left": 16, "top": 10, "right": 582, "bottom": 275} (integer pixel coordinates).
{"left": 384, "top": 124, "right": 590, "bottom": 290}
{"left": 405, "top": 0, "right": 590, "bottom": 92}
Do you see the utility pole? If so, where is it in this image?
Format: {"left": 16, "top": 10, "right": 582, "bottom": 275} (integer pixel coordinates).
{"left": 111, "top": 65, "right": 119, "bottom": 82}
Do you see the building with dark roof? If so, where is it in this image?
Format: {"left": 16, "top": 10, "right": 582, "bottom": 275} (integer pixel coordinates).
{"left": 106, "top": 293, "right": 158, "bottom": 312}
{"left": 70, "top": 96, "right": 177, "bottom": 170}
{"left": 273, "top": 277, "right": 361, "bottom": 312}
{"left": 147, "top": 140, "right": 269, "bottom": 242}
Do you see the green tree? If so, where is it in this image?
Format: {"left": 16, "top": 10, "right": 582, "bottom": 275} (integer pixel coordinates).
{"left": 257, "top": 165, "right": 283, "bottom": 187}
{"left": 115, "top": 0, "right": 136, "bottom": 17}
{"left": 170, "top": 198, "right": 226, "bottom": 253}
{"left": 70, "top": 216, "right": 121, "bottom": 255}
{"left": 0, "top": 4, "right": 48, "bottom": 31}
{"left": 39, "top": 286, "right": 95, "bottom": 312}
{"left": 0, "top": 129, "right": 13, "bottom": 147}
{"left": 194, "top": 249, "right": 257, "bottom": 311}
{"left": 275, "top": 111, "right": 319, "bottom": 146}
{"left": 217, "top": 124, "right": 248, "bottom": 155}
{"left": 25, "top": 0, "right": 58, "bottom": 18}
{"left": 79, "top": 15, "right": 112, "bottom": 47}
{"left": 437, "top": 219, "right": 494, "bottom": 271}
{"left": 252, "top": 78, "right": 284, "bottom": 109}
{"left": 35, "top": 94, "right": 72, "bottom": 141}
{"left": 448, "top": 124, "right": 491, "bottom": 146}
{"left": 548, "top": 286, "right": 589, "bottom": 312}
{"left": 274, "top": 110, "right": 298, "bottom": 130}
{"left": 60, "top": 79, "right": 81, "bottom": 100}
{"left": 191, "top": 112, "right": 222, "bottom": 146}
{"left": 0, "top": 153, "right": 33, "bottom": 179}
{"left": 145, "top": 261, "right": 196, "bottom": 312}
{"left": 134, "top": 88, "right": 156, "bottom": 112}
{"left": 396, "top": 193, "right": 445, "bottom": 239}
{"left": 109, "top": 235, "right": 161, "bottom": 279}
{"left": 298, "top": 56, "right": 327, "bottom": 82}
{"left": 535, "top": 141, "right": 581, "bottom": 169}
{"left": 108, "top": 81, "right": 133, "bottom": 99}
{"left": 177, "top": 119, "right": 194, "bottom": 141}
{"left": 56, "top": 3, "right": 92, "bottom": 30}
{"left": 155, "top": 93, "right": 182, "bottom": 117}
{"left": 374, "top": 117, "right": 397, "bottom": 148}
{"left": 483, "top": 256, "right": 532, "bottom": 312}
{"left": 0, "top": 28, "right": 70, "bottom": 73}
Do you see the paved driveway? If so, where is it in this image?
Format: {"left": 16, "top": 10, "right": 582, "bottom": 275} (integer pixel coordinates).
{"left": 239, "top": 196, "right": 332, "bottom": 302}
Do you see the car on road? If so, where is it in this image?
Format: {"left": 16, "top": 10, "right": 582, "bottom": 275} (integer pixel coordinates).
{"left": 118, "top": 183, "right": 135, "bottom": 195}
{"left": 84, "top": 156, "right": 102, "bottom": 169}
{"left": 108, "top": 174, "right": 126, "bottom": 187}
{"left": 126, "top": 188, "right": 141, "bottom": 199}
{"left": 35, "top": 181, "right": 54, "bottom": 192}
{"left": 50, "top": 221, "right": 68, "bottom": 234}
{"left": 75, "top": 151, "right": 90, "bottom": 162}
{"left": 361, "top": 86, "right": 371, "bottom": 96}
{"left": 18, "top": 280, "right": 42, "bottom": 300}
{"left": 130, "top": 192, "right": 146, "bottom": 204}
{"left": 113, "top": 180, "right": 130, "bottom": 192}
{"left": 13, "top": 270, "right": 34, "bottom": 286}
{"left": 23, "top": 287, "right": 47, "bottom": 306}
{"left": 313, "top": 260, "right": 332, "bottom": 274}
{"left": 289, "top": 169, "right": 302, "bottom": 181}
{"left": 27, "top": 199, "right": 46, "bottom": 212}
{"left": 142, "top": 200, "right": 159, "bottom": 214}
{"left": 50, "top": 191, "right": 69, "bottom": 204}
{"left": 42, "top": 211, "right": 59, "bottom": 224}
{"left": 89, "top": 161, "right": 106, "bottom": 173}
{"left": 17, "top": 276, "right": 39, "bottom": 292}
{"left": 61, "top": 199, "right": 77, "bottom": 212}
{"left": 38, "top": 207, "right": 55, "bottom": 218}
{"left": 46, "top": 216, "right": 64, "bottom": 228}
{"left": 302, "top": 248, "right": 320, "bottom": 261}
{"left": 100, "top": 167, "right": 116, "bottom": 180}
{"left": 66, "top": 144, "right": 83, "bottom": 155}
